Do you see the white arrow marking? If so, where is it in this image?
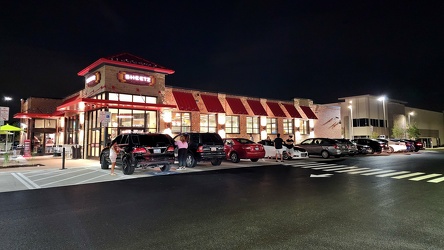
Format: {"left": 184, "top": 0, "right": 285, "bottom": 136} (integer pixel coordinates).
{"left": 310, "top": 174, "right": 333, "bottom": 178}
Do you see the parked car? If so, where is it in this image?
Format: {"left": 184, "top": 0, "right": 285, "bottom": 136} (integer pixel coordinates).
{"left": 333, "top": 139, "right": 358, "bottom": 156}
{"left": 257, "top": 140, "right": 309, "bottom": 160}
{"left": 175, "top": 132, "right": 225, "bottom": 168}
{"left": 296, "top": 138, "right": 345, "bottom": 159}
{"left": 223, "top": 138, "right": 265, "bottom": 163}
{"left": 352, "top": 141, "right": 372, "bottom": 155}
{"left": 353, "top": 139, "right": 383, "bottom": 154}
{"left": 401, "top": 139, "right": 423, "bottom": 152}
{"left": 378, "top": 139, "right": 407, "bottom": 153}
{"left": 99, "top": 133, "right": 175, "bottom": 175}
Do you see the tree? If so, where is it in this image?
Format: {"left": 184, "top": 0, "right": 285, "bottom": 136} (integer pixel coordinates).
{"left": 406, "top": 124, "right": 421, "bottom": 139}
{"left": 391, "top": 124, "right": 405, "bottom": 139}
{"left": 370, "top": 132, "right": 379, "bottom": 139}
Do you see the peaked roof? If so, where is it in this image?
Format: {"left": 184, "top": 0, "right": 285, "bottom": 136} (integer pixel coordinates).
{"left": 77, "top": 52, "right": 175, "bottom": 76}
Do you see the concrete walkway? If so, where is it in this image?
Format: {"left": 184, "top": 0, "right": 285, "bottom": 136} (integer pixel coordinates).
{"left": 0, "top": 155, "right": 99, "bottom": 172}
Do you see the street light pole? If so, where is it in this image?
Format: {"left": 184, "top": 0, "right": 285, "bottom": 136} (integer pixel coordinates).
{"left": 348, "top": 101, "right": 353, "bottom": 139}
{"left": 378, "top": 96, "right": 387, "bottom": 138}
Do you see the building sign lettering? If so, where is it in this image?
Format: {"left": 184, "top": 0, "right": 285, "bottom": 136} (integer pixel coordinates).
{"left": 86, "top": 72, "right": 101, "bottom": 87}
{"left": 117, "top": 71, "right": 155, "bottom": 86}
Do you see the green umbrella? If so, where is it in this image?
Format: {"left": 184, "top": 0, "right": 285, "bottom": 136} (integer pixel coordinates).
{"left": 0, "top": 124, "right": 22, "bottom": 151}
{"left": 0, "top": 124, "right": 22, "bottom": 132}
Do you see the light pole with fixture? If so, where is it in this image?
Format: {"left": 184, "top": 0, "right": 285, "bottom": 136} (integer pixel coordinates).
{"left": 348, "top": 101, "right": 353, "bottom": 139}
{"left": 408, "top": 111, "right": 414, "bottom": 126}
{"left": 378, "top": 96, "right": 387, "bottom": 137}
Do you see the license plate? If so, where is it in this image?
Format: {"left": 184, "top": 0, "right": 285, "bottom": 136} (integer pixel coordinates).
{"left": 211, "top": 147, "right": 216, "bottom": 151}
{"left": 154, "top": 149, "right": 161, "bottom": 153}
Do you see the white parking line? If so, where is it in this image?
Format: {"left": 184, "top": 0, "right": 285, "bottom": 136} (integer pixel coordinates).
{"left": 409, "top": 174, "right": 442, "bottom": 181}
{"left": 376, "top": 171, "right": 410, "bottom": 177}
{"left": 324, "top": 166, "right": 357, "bottom": 171}
{"left": 77, "top": 173, "right": 115, "bottom": 184}
{"left": 348, "top": 169, "right": 382, "bottom": 174}
{"left": 11, "top": 173, "right": 41, "bottom": 189}
{"left": 311, "top": 165, "right": 345, "bottom": 170}
{"left": 427, "top": 176, "right": 444, "bottom": 183}
{"left": 40, "top": 170, "right": 98, "bottom": 187}
{"left": 361, "top": 170, "right": 396, "bottom": 176}
{"left": 335, "top": 168, "right": 369, "bottom": 173}
{"left": 34, "top": 168, "right": 88, "bottom": 181}
{"left": 392, "top": 172, "right": 425, "bottom": 179}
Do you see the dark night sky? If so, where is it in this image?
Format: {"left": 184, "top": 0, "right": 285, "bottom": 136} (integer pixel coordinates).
{"left": 1, "top": 0, "right": 443, "bottom": 121}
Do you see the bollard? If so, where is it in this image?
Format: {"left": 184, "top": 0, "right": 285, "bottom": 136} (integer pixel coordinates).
{"left": 61, "top": 148, "right": 66, "bottom": 170}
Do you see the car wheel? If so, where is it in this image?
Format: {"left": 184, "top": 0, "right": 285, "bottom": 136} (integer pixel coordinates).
{"left": 211, "top": 158, "right": 223, "bottom": 166}
{"left": 230, "top": 152, "right": 240, "bottom": 163}
{"left": 186, "top": 153, "right": 197, "bottom": 168}
{"left": 160, "top": 164, "right": 171, "bottom": 172}
{"left": 250, "top": 158, "right": 259, "bottom": 162}
{"left": 368, "top": 148, "right": 374, "bottom": 154}
{"left": 283, "top": 152, "right": 291, "bottom": 160}
{"left": 100, "top": 155, "right": 109, "bottom": 169}
{"left": 321, "top": 150, "right": 330, "bottom": 159}
{"left": 387, "top": 146, "right": 394, "bottom": 154}
{"left": 122, "top": 157, "right": 135, "bottom": 175}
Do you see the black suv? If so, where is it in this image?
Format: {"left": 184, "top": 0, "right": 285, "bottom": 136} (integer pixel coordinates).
{"left": 100, "top": 133, "right": 175, "bottom": 175}
{"left": 174, "top": 132, "right": 225, "bottom": 168}
{"left": 353, "top": 139, "right": 383, "bottom": 154}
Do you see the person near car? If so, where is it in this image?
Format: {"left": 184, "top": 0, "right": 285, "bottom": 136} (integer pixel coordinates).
{"left": 274, "top": 133, "right": 284, "bottom": 162}
{"left": 285, "top": 134, "right": 294, "bottom": 157}
{"left": 175, "top": 134, "right": 188, "bottom": 170}
{"left": 109, "top": 141, "right": 121, "bottom": 175}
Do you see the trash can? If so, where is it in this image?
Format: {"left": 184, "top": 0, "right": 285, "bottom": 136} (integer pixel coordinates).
{"left": 72, "top": 146, "right": 77, "bottom": 159}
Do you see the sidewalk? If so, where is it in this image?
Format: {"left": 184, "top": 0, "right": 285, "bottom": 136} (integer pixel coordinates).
{"left": 0, "top": 155, "right": 99, "bottom": 171}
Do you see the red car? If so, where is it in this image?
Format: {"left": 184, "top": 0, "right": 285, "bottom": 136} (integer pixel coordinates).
{"left": 223, "top": 138, "right": 266, "bottom": 163}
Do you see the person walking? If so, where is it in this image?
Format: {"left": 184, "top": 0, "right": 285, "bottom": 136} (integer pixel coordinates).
{"left": 175, "top": 134, "right": 189, "bottom": 170}
{"left": 274, "top": 133, "right": 284, "bottom": 162}
{"left": 109, "top": 141, "right": 121, "bottom": 175}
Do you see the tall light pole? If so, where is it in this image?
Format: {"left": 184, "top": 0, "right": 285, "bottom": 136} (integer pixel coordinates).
{"left": 408, "top": 111, "right": 414, "bottom": 126}
{"left": 348, "top": 101, "right": 353, "bottom": 139}
{"left": 378, "top": 96, "right": 387, "bottom": 137}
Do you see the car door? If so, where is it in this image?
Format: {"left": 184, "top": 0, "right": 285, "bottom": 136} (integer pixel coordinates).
{"left": 300, "top": 139, "right": 316, "bottom": 155}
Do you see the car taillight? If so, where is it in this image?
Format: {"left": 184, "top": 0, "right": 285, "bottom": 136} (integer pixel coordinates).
{"left": 197, "top": 146, "right": 204, "bottom": 153}
{"left": 133, "top": 147, "right": 147, "bottom": 154}
{"left": 167, "top": 146, "right": 175, "bottom": 152}
{"left": 243, "top": 146, "right": 252, "bottom": 151}
{"left": 333, "top": 144, "right": 338, "bottom": 149}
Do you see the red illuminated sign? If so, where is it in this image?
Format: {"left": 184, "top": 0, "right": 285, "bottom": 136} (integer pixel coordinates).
{"left": 86, "top": 72, "right": 101, "bottom": 87}
{"left": 117, "top": 71, "right": 155, "bottom": 86}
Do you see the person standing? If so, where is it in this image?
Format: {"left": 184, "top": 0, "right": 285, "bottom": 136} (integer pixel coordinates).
{"left": 175, "top": 134, "right": 188, "bottom": 170}
{"left": 274, "top": 133, "right": 284, "bottom": 162}
{"left": 285, "top": 134, "right": 294, "bottom": 159}
{"left": 109, "top": 141, "right": 121, "bottom": 175}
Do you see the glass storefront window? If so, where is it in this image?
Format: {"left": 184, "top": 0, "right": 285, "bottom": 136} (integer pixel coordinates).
{"left": 246, "top": 117, "right": 259, "bottom": 134}
{"left": 118, "top": 110, "right": 133, "bottom": 127}
{"left": 34, "top": 119, "right": 45, "bottom": 128}
{"left": 120, "top": 94, "right": 133, "bottom": 102}
{"left": 133, "top": 110, "right": 145, "bottom": 128}
{"left": 200, "top": 114, "right": 217, "bottom": 133}
{"left": 283, "top": 119, "right": 293, "bottom": 135}
{"left": 226, "top": 116, "right": 240, "bottom": 134}
{"left": 266, "top": 118, "right": 277, "bottom": 135}
{"left": 172, "top": 112, "right": 191, "bottom": 133}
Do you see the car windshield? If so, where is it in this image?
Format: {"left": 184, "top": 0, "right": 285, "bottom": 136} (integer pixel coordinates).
{"left": 236, "top": 138, "right": 255, "bottom": 144}
{"left": 131, "top": 134, "right": 172, "bottom": 147}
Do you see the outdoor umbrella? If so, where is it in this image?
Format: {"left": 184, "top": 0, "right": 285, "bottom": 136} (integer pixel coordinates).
{"left": 0, "top": 124, "right": 22, "bottom": 151}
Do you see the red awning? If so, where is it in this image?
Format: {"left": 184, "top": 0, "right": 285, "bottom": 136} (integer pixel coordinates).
{"left": 266, "top": 102, "right": 287, "bottom": 117}
{"left": 14, "top": 111, "right": 64, "bottom": 119}
{"left": 57, "top": 98, "right": 176, "bottom": 112}
{"left": 172, "top": 91, "right": 200, "bottom": 111}
{"left": 282, "top": 103, "right": 302, "bottom": 118}
{"left": 200, "top": 94, "right": 225, "bottom": 113}
{"left": 300, "top": 106, "right": 318, "bottom": 119}
{"left": 246, "top": 100, "right": 267, "bottom": 116}
{"left": 225, "top": 97, "right": 248, "bottom": 115}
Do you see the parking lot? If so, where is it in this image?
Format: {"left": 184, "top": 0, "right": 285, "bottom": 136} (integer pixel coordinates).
{"left": 1, "top": 149, "right": 443, "bottom": 193}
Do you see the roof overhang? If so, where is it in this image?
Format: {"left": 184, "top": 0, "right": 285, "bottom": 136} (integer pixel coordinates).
{"left": 78, "top": 58, "right": 175, "bottom": 76}
{"left": 57, "top": 97, "right": 176, "bottom": 112}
